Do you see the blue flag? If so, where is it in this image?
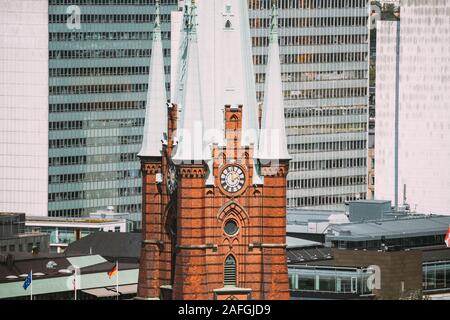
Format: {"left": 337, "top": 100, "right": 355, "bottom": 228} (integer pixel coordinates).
{"left": 23, "top": 272, "right": 32, "bottom": 290}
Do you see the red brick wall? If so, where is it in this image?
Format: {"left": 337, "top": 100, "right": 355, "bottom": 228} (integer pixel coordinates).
{"left": 138, "top": 105, "right": 290, "bottom": 300}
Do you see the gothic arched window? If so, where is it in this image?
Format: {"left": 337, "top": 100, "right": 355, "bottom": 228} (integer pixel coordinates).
{"left": 225, "top": 20, "right": 232, "bottom": 29}
{"left": 224, "top": 255, "right": 237, "bottom": 286}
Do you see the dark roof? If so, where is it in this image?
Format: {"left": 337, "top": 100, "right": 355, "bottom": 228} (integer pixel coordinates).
{"left": 0, "top": 252, "right": 72, "bottom": 283}
{"left": 64, "top": 232, "right": 141, "bottom": 261}
{"left": 0, "top": 251, "right": 139, "bottom": 284}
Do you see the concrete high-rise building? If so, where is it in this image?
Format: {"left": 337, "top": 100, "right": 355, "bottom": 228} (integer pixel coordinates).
{"left": 375, "top": 0, "right": 450, "bottom": 214}
{"left": 0, "top": 0, "right": 49, "bottom": 216}
{"left": 367, "top": 1, "right": 400, "bottom": 201}
{"left": 47, "top": 0, "right": 178, "bottom": 217}
{"left": 248, "top": 0, "right": 370, "bottom": 209}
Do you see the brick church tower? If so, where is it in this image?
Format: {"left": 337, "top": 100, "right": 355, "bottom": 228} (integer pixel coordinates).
{"left": 137, "top": 1, "right": 291, "bottom": 300}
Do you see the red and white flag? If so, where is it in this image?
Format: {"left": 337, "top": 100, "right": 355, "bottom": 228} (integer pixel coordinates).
{"left": 445, "top": 227, "right": 450, "bottom": 247}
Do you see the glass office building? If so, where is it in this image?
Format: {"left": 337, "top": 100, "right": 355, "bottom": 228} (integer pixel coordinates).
{"left": 47, "top": 0, "right": 178, "bottom": 217}
{"left": 248, "top": 0, "right": 370, "bottom": 209}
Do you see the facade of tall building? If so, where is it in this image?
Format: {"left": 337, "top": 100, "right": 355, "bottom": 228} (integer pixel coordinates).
{"left": 138, "top": 1, "right": 290, "bottom": 300}
{"left": 375, "top": 0, "right": 450, "bottom": 214}
{"left": 248, "top": 0, "right": 370, "bottom": 210}
{"left": 47, "top": 0, "right": 177, "bottom": 217}
{"left": 0, "top": 0, "right": 49, "bottom": 216}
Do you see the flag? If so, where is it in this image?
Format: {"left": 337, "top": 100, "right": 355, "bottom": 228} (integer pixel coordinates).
{"left": 445, "top": 227, "right": 450, "bottom": 247}
{"left": 23, "top": 272, "right": 32, "bottom": 290}
{"left": 108, "top": 264, "right": 118, "bottom": 279}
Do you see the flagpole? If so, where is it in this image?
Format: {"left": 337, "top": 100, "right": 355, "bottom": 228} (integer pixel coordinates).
{"left": 116, "top": 261, "right": 119, "bottom": 301}
{"left": 30, "top": 270, "right": 33, "bottom": 301}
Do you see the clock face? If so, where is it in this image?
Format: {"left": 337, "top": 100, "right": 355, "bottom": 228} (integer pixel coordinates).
{"left": 220, "top": 165, "right": 245, "bottom": 194}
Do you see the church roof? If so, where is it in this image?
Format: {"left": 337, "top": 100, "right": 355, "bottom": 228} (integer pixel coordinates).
{"left": 138, "top": 2, "right": 168, "bottom": 158}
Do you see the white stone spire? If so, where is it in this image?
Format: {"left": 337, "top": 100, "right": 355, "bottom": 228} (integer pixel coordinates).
{"left": 258, "top": 6, "right": 291, "bottom": 162}
{"left": 237, "top": 0, "right": 260, "bottom": 149}
{"left": 195, "top": 0, "right": 260, "bottom": 147}
{"left": 172, "top": 0, "right": 191, "bottom": 109}
{"left": 172, "top": 3, "right": 208, "bottom": 163}
{"left": 138, "top": 1, "right": 168, "bottom": 157}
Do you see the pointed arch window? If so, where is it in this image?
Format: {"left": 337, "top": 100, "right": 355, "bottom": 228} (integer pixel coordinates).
{"left": 224, "top": 255, "right": 237, "bottom": 286}
{"left": 225, "top": 20, "right": 232, "bottom": 29}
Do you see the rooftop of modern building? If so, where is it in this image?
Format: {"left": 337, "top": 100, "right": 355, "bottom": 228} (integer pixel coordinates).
{"left": 286, "top": 224, "right": 309, "bottom": 234}
{"left": 0, "top": 251, "right": 137, "bottom": 285}
{"left": 286, "top": 236, "right": 322, "bottom": 249}
{"left": 350, "top": 200, "right": 391, "bottom": 204}
{"left": 1, "top": 231, "right": 48, "bottom": 239}
{"left": 25, "top": 216, "right": 123, "bottom": 225}
{"left": 327, "top": 214, "right": 450, "bottom": 242}
{"left": 0, "top": 212, "right": 24, "bottom": 217}
{"left": 0, "top": 251, "right": 139, "bottom": 299}
{"left": 287, "top": 208, "right": 348, "bottom": 225}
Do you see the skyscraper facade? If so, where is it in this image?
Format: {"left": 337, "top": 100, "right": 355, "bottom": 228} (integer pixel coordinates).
{"left": 375, "top": 0, "right": 450, "bottom": 214}
{"left": 47, "top": 0, "right": 177, "bottom": 217}
{"left": 0, "top": 0, "right": 49, "bottom": 216}
{"left": 248, "top": 0, "right": 370, "bottom": 209}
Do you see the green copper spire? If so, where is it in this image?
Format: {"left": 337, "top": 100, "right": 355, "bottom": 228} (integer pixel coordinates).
{"left": 153, "top": 0, "right": 162, "bottom": 41}
{"left": 269, "top": 4, "right": 278, "bottom": 43}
